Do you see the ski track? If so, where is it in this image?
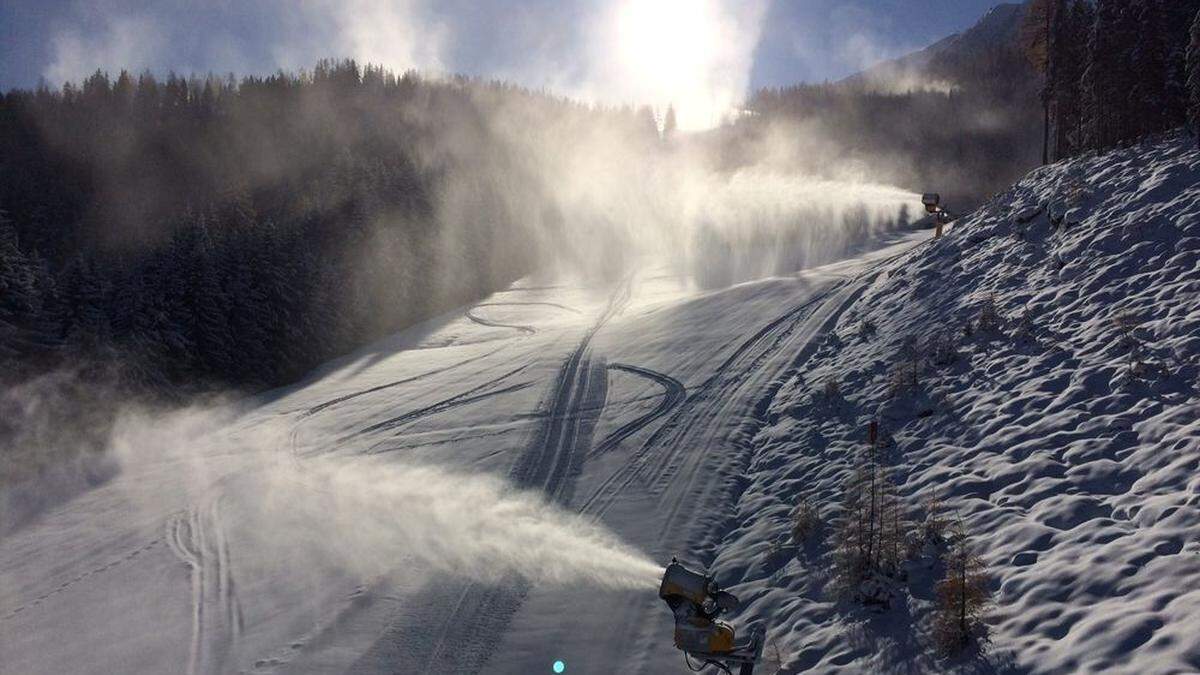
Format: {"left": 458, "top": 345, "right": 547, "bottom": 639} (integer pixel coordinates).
{"left": 348, "top": 276, "right": 631, "bottom": 674}
{"left": 365, "top": 426, "right": 522, "bottom": 456}
{"left": 355, "top": 363, "right": 534, "bottom": 437}
{"left": 304, "top": 344, "right": 507, "bottom": 416}
{"left": 465, "top": 301, "right": 581, "bottom": 334}
{"left": 654, "top": 278, "right": 874, "bottom": 547}
{"left": 577, "top": 280, "right": 847, "bottom": 519}
{"left": 165, "top": 493, "right": 244, "bottom": 675}
{"left": 474, "top": 301, "right": 581, "bottom": 313}
{"left": 0, "top": 236, "right": 938, "bottom": 675}
{"left": 577, "top": 256, "right": 901, "bottom": 535}
{"left": 562, "top": 269, "right": 890, "bottom": 672}
{"left": 588, "top": 363, "right": 686, "bottom": 458}
{"left": 422, "top": 278, "right": 631, "bottom": 673}
{"left": 465, "top": 308, "right": 537, "bottom": 335}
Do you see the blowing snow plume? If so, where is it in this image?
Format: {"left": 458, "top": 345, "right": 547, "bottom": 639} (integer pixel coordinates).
{"left": 263, "top": 457, "right": 664, "bottom": 591}
{"left": 96, "top": 405, "right": 663, "bottom": 594}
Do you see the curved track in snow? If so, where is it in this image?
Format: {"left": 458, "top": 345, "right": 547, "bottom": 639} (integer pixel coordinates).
{"left": 465, "top": 302, "right": 580, "bottom": 335}
{"left": 304, "top": 345, "right": 507, "bottom": 416}
{"left": 589, "top": 364, "right": 686, "bottom": 459}
{"left": 355, "top": 364, "right": 534, "bottom": 437}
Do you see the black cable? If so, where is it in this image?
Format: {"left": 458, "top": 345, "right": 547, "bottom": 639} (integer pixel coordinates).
{"left": 683, "top": 652, "right": 732, "bottom": 675}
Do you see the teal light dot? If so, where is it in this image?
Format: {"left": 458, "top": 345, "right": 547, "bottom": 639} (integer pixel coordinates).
{"left": 552, "top": 660, "right": 566, "bottom": 673}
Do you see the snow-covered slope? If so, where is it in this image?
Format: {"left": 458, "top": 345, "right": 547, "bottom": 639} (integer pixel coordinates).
{"left": 2, "top": 132, "right": 1198, "bottom": 675}
{"left": 0, "top": 225, "right": 927, "bottom": 675}
{"left": 722, "top": 132, "right": 1200, "bottom": 673}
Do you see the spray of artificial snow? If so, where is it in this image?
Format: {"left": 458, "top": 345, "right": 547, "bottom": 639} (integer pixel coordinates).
{"left": 264, "top": 457, "right": 665, "bottom": 591}
{"left": 96, "top": 405, "right": 662, "bottom": 592}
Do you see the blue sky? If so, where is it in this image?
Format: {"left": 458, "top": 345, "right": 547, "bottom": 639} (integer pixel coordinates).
{"left": 1, "top": 0, "right": 1008, "bottom": 126}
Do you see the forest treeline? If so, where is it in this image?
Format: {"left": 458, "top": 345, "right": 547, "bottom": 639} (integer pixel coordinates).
{"left": 729, "top": 0, "right": 1200, "bottom": 210}
{"left": 0, "top": 60, "right": 658, "bottom": 396}
{"left": 1021, "top": 0, "right": 1200, "bottom": 162}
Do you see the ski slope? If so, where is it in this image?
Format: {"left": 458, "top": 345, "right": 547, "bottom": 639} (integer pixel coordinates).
{"left": 0, "top": 222, "right": 927, "bottom": 674}
{"left": 4, "top": 132, "right": 1199, "bottom": 675}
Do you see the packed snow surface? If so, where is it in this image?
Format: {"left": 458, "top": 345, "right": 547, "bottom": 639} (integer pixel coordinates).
{"left": 2, "top": 133, "right": 1199, "bottom": 674}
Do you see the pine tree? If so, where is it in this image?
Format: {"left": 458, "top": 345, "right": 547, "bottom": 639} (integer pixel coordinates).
{"left": 1129, "top": 0, "right": 1171, "bottom": 137}
{"left": 1162, "top": 0, "right": 1200, "bottom": 134}
{"left": 1055, "top": 0, "right": 1094, "bottom": 159}
{"left": 0, "top": 213, "right": 36, "bottom": 360}
{"left": 833, "top": 433, "right": 911, "bottom": 605}
{"left": 61, "top": 256, "right": 113, "bottom": 350}
{"left": 1188, "top": 9, "right": 1200, "bottom": 144}
{"left": 189, "top": 222, "right": 236, "bottom": 381}
{"left": 662, "top": 104, "right": 677, "bottom": 141}
{"left": 1083, "top": 0, "right": 1144, "bottom": 150}
{"left": 878, "top": 473, "right": 909, "bottom": 577}
{"left": 932, "top": 518, "right": 992, "bottom": 654}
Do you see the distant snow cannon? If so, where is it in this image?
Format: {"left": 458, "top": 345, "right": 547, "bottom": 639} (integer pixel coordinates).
{"left": 921, "top": 192, "right": 952, "bottom": 237}
{"left": 659, "top": 558, "right": 764, "bottom": 674}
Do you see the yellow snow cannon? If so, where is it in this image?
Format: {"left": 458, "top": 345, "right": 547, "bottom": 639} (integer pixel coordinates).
{"left": 659, "top": 558, "right": 764, "bottom": 675}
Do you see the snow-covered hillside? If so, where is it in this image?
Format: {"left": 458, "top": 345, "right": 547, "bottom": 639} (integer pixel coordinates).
{"left": 723, "top": 131, "right": 1200, "bottom": 673}
{"left": 2, "top": 131, "right": 1198, "bottom": 675}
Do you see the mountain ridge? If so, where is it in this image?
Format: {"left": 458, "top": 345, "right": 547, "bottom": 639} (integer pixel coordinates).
{"left": 843, "top": 2, "right": 1029, "bottom": 91}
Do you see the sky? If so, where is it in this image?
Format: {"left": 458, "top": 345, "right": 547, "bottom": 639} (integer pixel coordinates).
{"left": 0, "top": 0, "right": 1008, "bottom": 130}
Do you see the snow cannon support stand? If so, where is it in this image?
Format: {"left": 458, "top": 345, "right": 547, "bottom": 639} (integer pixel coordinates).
{"left": 922, "top": 193, "right": 951, "bottom": 238}
{"left": 659, "top": 558, "right": 764, "bottom": 675}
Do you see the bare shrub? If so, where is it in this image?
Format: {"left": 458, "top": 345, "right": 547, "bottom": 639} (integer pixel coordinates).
{"left": 887, "top": 360, "right": 920, "bottom": 398}
{"left": 859, "top": 317, "right": 877, "bottom": 340}
{"left": 791, "top": 496, "right": 821, "bottom": 545}
{"left": 885, "top": 337, "right": 922, "bottom": 398}
{"left": 766, "top": 536, "right": 786, "bottom": 559}
{"left": 832, "top": 447, "right": 911, "bottom": 605}
{"left": 823, "top": 377, "right": 841, "bottom": 400}
{"left": 921, "top": 496, "right": 949, "bottom": 545}
{"left": 1012, "top": 308, "right": 1038, "bottom": 344}
{"left": 1112, "top": 312, "right": 1153, "bottom": 377}
{"left": 975, "top": 294, "right": 1002, "bottom": 333}
{"left": 932, "top": 518, "right": 992, "bottom": 655}
{"left": 878, "top": 476, "right": 911, "bottom": 579}
{"left": 929, "top": 333, "right": 958, "bottom": 366}
{"left": 1113, "top": 311, "right": 1140, "bottom": 348}
{"left": 761, "top": 637, "right": 785, "bottom": 674}
{"left": 1059, "top": 174, "right": 1089, "bottom": 205}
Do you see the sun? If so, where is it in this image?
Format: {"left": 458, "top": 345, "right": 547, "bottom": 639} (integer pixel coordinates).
{"left": 614, "top": 0, "right": 723, "bottom": 129}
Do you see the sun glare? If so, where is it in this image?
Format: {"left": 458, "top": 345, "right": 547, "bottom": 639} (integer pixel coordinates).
{"left": 615, "top": 0, "right": 726, "bottom": 130}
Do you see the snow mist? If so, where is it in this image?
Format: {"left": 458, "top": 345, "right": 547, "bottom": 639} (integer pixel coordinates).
{"left": 265, "top": 458, "right": 664, "bottom": 591}
{"left": 100, "top": 405, "right": 663, "bottom": 593}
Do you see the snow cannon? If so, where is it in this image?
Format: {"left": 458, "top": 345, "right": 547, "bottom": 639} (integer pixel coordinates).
{"left": 921, "top": 193, "right": 951, "bottom": 236}
{"left": 659, "top": 558, "right": 764, "bottom": 675}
